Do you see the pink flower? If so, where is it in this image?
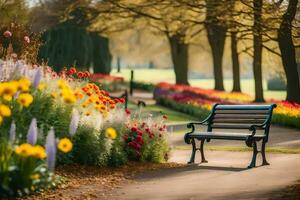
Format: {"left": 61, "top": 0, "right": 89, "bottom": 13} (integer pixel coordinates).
{"left": 3, "top": 30, "right": 12, "bottom": 38}
{"left": 24, "top": 36, "right": 30, "bottom": 43}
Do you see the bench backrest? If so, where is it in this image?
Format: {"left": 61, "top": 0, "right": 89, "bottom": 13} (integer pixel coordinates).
{"left": 207, "top": 104, "right": 276, "bottom": 138}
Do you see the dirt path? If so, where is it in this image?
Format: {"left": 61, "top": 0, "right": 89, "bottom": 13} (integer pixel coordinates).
{"left": 109, "top": 150, "right": 300, "bottom": 200}
{"left": 29, "top": 124, "right": 300, "bottom": 200}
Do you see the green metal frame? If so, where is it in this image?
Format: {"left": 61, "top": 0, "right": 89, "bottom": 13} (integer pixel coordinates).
{"left": 184, "top": 103, "right": 277, "bottom": 168}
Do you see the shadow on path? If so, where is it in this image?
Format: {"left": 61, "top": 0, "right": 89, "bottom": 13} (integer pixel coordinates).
{"left": 134, "top": 164, "right": 248, "bottom": 181}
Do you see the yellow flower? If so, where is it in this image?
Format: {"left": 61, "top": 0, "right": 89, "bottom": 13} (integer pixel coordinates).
{"left": 0, "top": 104, "right": 11, "bottom": 117}
{"left": 61, "top": 89, "right": 76, "bottom": 104}
{"left": 18, "top": 78, "right": 31, "bottom": 92}
{"left": 32, "top": 145, "right": 47, "bottom": 159}
{"left": 50, "top": 92, "right": 57, "bottom": 99}
{"left": 57, "top": 80, "right": 68, "bottom": 89}
{"left": 15, "top": 143, "right": 34, "bottom": 157}
{"left": 3, "top": 95, "right": 12, "bottom": 102}
{"left": 30, "top": 174, "right": 40, "bottom": 180}
{"left": 105, "top": 127, "right": 117, "bottom": 140}
{"left": 57, "top": 138, "right": 73, "bottom": 153}
{"left": 17, "top": 93, "right": 33, "bottom": 107}
{"left": 63, "top": 94, "right": 76, "bottom": 104}
{"left": 85, "top": 111, "right": 91, "bottom": 116}
{"left": 0, "top": 116, "right": 3, "bottom": 124}
{"left": 37, "top": 83, "right": 47, "bottom": 91}
{"left": 0, "top": 82, "right": 18, "bottom": 96}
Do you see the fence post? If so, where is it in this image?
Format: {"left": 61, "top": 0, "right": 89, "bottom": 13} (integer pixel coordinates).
{"left": 130, "top": 70, "right": 134, "bottom": 96}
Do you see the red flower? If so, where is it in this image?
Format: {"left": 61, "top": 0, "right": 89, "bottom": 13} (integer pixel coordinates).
{"left": 3, "top": 31, "right": 12, "bottom": 38}
{"left": 145, "top": 128, "right": 150, "bottom": 133}
{"left": 120, "top": 98, "right": 125, "bottom": 103}
{"left": 136, "top": 135, "right": 144, "bottom": 145}
{"left": 125, "top": 109, "right": 131, "bottom": 115}
{"left": 77, "top": 72, "right": 84, "bottom": 78}
{"left": 159, "top": 127, "right": 164, "bottom": 131}
{"left": 84, "top": 71, "right": 90, "bottom": 78}
{"left": 69, "top": 67, "right": 76, "bottom": 74}
{"left": 137, "top": 130, "right": 143, "bottom": 136}
{"left": 131, "top": 127, "right": 137, "bottom": 132}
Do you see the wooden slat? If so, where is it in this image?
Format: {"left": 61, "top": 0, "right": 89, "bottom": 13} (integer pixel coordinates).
{"left": 215, "top": 105, "right": 271, "bottom": 110}
{"left": 214, "top": 110, "right": 269, "bottom": 114}
{"left": 211, "top": 124, "right": 263, "bottom": 129}
{"left": 213, "top": 114, "right": 268, "bottom": 119}
{"left": 212, "top": 119, "right": 266, "bottom": 124}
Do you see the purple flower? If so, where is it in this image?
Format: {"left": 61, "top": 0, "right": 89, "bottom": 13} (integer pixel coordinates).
{"left": 27, "top": 118, "right": 38, "bottom": 145}
{"left": 33, "top": 68, "right": 43, "bottom": 89}
{"left": 45, "top": 127, "right": 56, "bottom": 171}
{"left": 69, "top": 109, "right": 80, "bottom": 136}
{"left": 9, "top": 121, "right": 16, "bottom": 143}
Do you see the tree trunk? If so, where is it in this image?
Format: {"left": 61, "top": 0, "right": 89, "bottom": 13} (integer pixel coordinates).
{"left": 252, "top": 0, "right": 264, "bottom": 102}
{"left": 231, "top": 32, "right": 241, "bottom": 92}
{"left": 205, "top": 0, "right": 227, "bottom": 91}
{"left": 168, "top": 35, "right": 189, "bottom": 85}
{"left": 278, "top": 0, "right": 300, "bottom": 103}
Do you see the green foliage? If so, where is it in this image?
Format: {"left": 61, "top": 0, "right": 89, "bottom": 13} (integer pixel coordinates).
{"left": 141, "top": 135, "right": 169, "bottom": 163}
{"left": 131, "top": 81, "right": 155, "bottom": 92}
{"left": 0, "top": 0, "right": 28, "bottom": 25}
{"left": 272, "top": 114, "right": 300, "bottom": 129}
{"left": 156, "top": 97, "right": 210, "bottom": 121}
{"left": 38, "top": 24, "right": 93, "bottom": 71}
{"left": 91, "top": 32, "right": 112, "bottom": 74}
{"left": 71, "top": 125, "right": 108, "bottom": 166}
{"left": 0, "top": 91, "right": 72, "bottom": 143}
{"left": 107, "top": 138, "right": 128, "bottom": 167}
{"left": 38, "top": 25, "right": 112, "bottom": 73}
{"left": 0, "top": 139, "right": 56, "bottom": 198}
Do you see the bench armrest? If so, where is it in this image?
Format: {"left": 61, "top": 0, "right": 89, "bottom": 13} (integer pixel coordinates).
{"left": 187, "top": 118, "right": 210, "bottom": 132}
{"left": 185, "top": 117, "right": 210, "bottom": 144}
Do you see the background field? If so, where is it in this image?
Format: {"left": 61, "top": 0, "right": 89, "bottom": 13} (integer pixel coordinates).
{"left": 112, "top": 68, "right": 286, "bottom": 100}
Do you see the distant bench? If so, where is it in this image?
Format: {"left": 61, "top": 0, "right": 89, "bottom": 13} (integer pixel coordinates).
{"left": 184, "top": 104, "right": 277, "bottom": 168}
{"left": 110, "top": 90, "right": 128, "bottom": 109}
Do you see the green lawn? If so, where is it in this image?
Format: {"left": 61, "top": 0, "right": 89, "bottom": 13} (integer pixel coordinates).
{"left": 112, "top": 68, "right": 286, "bottom": 100}
{"left": 175, "top": 145, "right": 300, "bottom": 154}
{"left": 144, "top": 105, "right": 198, "bottom": 122}
{"left": 128, "top": 103, "right": 197, "bottom": 122}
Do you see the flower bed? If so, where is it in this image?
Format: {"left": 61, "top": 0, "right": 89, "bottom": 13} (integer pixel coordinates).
{"left": 0, "top": 60, "right": 169, "bottom": 198}
{"left": 154, "top": 82, "right": 300, "bottom": 128}
{"left": 90, "top": 73, "right": 125, "bottom": 92}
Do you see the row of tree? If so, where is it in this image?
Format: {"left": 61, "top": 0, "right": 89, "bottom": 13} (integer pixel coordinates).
{"left": 95, "top": 0, "right": 300, "bottom": 103}
{"left": 0, "top": 0, "right": 112, "bottom": 74}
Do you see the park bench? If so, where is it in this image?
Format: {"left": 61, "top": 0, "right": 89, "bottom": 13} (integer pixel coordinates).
{"left": 184, "top": 104, "right": 277, "bottom": 168}
{"left": 110, "top": 90, "right": 129, "bottom": 109}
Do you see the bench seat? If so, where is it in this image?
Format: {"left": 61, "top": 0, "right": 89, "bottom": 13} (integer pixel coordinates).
{"left": 188, "top": 132, "right": 265, "bottom": 140}
{"left": 184, "top": 104, "right": 277, "bottom": 168}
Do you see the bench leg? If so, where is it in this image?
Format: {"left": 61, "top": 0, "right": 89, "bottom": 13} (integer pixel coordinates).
{"left": 200, "top": 139, "right": 208, "bottom": 163}
{"left": 248, "top": 141, "right": 258, "bottom": 168}
{"left": 188, "top": 139, "right": 196, "bottom": 164}
{"left": 261, "top": 141, "right": 270, "bottom": 166}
